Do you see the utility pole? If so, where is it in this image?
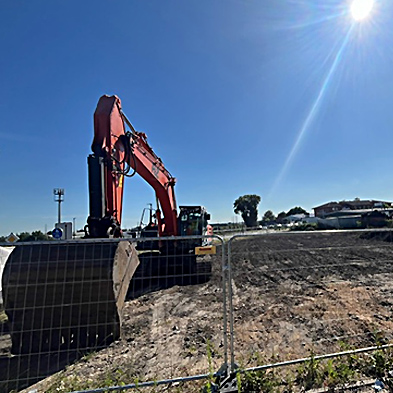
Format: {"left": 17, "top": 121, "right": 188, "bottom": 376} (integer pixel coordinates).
{"left": 53, "top": 188, "right": 65, "bottom": 224}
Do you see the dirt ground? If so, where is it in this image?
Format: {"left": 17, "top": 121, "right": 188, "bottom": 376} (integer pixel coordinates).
{"left": 3, "top": 230, "right": 393, "bottom": 392}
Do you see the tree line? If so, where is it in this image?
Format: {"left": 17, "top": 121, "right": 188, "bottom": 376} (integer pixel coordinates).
{"left": 233, "top": 194, "right": 308, "bottom": 227}
{"left": 0, "top": 231, "right": 50, "bottom": 243}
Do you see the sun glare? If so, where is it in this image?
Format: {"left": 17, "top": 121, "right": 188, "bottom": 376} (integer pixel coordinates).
{"left": 350, "top": 0, "right": 374, "bottom": 21}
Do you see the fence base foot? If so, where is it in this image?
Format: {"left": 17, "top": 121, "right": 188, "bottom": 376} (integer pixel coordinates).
{"left": 217, "top": 374, "right": 238, "bottom": 393}
{"left": 203, "top": 363, "right": 240, "bottom": 393}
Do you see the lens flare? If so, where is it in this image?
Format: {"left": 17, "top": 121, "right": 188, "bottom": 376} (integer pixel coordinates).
{"left": 350, "top": 0, "right": 374, "bottom": 21}
{"left": 267, "top": 25, "right": 355, "bottom": 202}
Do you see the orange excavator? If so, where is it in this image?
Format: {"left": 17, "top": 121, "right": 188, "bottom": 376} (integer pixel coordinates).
{"left": 2, "top": 95, "right": 210, "bottom": 355}
{"left": 84, "top": 95, "right": 210, "bottom": 247}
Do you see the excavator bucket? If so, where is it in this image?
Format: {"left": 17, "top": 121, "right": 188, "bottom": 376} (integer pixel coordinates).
{"left": 2, "top": 240, "right": 139, "bottom": 355}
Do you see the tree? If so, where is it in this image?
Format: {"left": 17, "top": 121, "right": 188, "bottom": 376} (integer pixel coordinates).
{"left": 18, "top": 231, "right": 50, "bottom": 242}
{"left": 286, "top": 206, "right": 309, "bottom": 216}
{"left": 234, "top": 194, "right": 261, "bottom": 227}
{"left": 262, "top": 210, "right": 276, "bottom": 224}
{"left": 276, "top": 211, "right": 287, "bottom": 223}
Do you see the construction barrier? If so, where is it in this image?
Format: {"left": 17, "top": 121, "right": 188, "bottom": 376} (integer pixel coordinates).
{"left": 2, "top": 229, "right": 393, "bottom": 392}
{"left": 0, "top": 235, "right": 226, "bottom": 392}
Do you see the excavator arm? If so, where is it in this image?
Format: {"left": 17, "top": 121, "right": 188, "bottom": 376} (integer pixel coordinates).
{"left": 85, "top": 95, "right": 178, "bottom": 238}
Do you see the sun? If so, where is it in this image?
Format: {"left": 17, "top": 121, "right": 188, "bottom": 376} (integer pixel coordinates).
{"left": 350, "top": 0, "right": 374, "bottom": 21}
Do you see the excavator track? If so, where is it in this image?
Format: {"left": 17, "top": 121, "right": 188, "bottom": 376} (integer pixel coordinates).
{"left": 2, "top": 240, "right": 139, "bottom": 355}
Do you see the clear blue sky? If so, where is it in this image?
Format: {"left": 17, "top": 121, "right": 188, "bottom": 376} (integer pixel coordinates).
{"left": 1, "top": 0, "right": 392, "bottom": 235}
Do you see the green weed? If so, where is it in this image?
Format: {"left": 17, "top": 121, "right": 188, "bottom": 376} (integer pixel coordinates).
{"left": 238, "top": 369, "right": 281, "bottom": 393}
{"left": 295, "top": 351, "right": 323, "bottom": 390}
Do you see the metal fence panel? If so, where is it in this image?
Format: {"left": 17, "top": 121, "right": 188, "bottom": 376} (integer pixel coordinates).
{"left": 227, "top": 230, "right": 393, "bottom": 370}
{"left": 0, "top": 235, "right": 225, "bottom": 392}
{"left": 4, "top": 229, "right": 392, "bottom": 392}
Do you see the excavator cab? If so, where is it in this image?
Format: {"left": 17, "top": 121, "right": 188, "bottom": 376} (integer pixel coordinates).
{"left": 178, "top": 206, "right": 210, "bottom": 238}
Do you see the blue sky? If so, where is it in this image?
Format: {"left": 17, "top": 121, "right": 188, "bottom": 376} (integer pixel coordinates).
{"left": 1, "top": 0, "right": 393, "bottom": 235}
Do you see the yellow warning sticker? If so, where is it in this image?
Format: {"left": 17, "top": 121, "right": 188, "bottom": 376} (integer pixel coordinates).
{"left": 195, "top": 245, "right": 216, "bottom": 255}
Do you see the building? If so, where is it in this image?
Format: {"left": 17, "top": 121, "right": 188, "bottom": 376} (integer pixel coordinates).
{"left": 284, "top": 214, "right": 308, "bottom": 224}
{"left": 313, "top": 199, "right": 392, "bottom": 218}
